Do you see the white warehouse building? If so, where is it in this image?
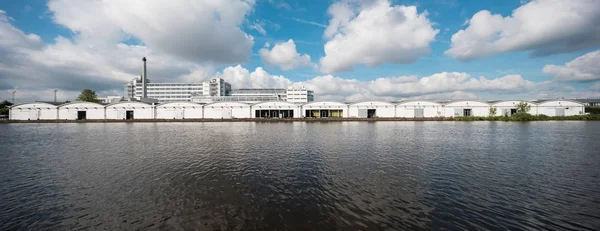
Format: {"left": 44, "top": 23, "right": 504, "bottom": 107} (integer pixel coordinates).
{"left": 348, "top": 101, "right": 395, "bottom": 118}
{"left": 444, "top": 101, "right": 491, "bottom": 117}
{"left": 8, "top": 99, "right": 587, "bottom": 120}
{"left": 537, "top": 100, "right": 585, "bottom": 116}
{"left": 396, "top": 101, "right": 444, "bottom": 118}
{"left": 302, "top": 101, "right": 348, "bottom": 118}
{"left": 491, "top": 101, "right": 537, "bottom": 116}
{"left": 155, "top": 102, "right": 203, "bottom": 119}
{"left": 9, "top": 102, "right": 59, "bottom": 120}
{"left": 203, "top": 102, "right": 251, "bottom": 119}
{"left": 58, "top": 102, "right": 105, "bottom": 120}
{"left": 251, "top": 101, "right": 301, "bottom": 118}
{"left": 105, "top": 102, "right": 154, "bottom": 120}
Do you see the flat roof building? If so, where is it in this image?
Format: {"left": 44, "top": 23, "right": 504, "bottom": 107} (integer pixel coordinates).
{"left": 124, "top": 77, "right": 231, "bottom": 103}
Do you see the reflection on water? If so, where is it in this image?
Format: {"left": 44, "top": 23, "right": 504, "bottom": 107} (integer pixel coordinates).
{"left": 1, "top": 122, "right": 599, "bottom": 230}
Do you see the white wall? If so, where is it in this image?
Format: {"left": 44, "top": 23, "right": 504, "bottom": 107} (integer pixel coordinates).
{"left": 156, "top": 102, "right": 203, "bottom": 119}
{"left": 301, "top": 101, "right": 349, "bottom": 117}
{"left": 10, "top": 103, "right": 58, "bottom": 120}
{"left": 537, "top": 100, "right": 585, "bottom": 116}
{"left": 106, "top": 102, "right": 154, "bottom": 119}
{"left": 348, "top": 101, "right": 395, "bottom": 118}
{"left": 58, "top": 102, "right": 105, "bottom": 120}
{"left": 396, "top": 101, "right": 443, "bottom": 118}
{"left": 444, "top": 101, "right": 490, "bottom": 117}
{"left": 251, "top": 101, "right": 301, "bottom": 118}
{"left": 203, "top": 102, "right": 251, "bottom": 119}
{"left": 490, "top": 101, "right": 539, "bottom": 116}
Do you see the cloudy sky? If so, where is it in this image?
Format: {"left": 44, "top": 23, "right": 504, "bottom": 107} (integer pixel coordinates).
{"left": 1, "top": 0, "right": 599, "bottom": 102}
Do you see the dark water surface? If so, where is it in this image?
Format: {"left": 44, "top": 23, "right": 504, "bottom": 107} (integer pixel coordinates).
{"left": 1, "top": 122, "right": 599, "bottom": 230}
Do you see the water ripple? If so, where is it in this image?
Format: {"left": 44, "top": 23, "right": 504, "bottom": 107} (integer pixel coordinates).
{"left": 0, "top": 122, "right": 599, "bottom": 230}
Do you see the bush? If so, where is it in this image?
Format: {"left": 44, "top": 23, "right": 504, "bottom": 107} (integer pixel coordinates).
{"left": 586, "top": 107, "right": 600, "bottom": 115}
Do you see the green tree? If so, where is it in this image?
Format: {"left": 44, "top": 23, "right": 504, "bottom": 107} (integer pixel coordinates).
{"left": 516, "top": 102, "right": 531, "bottom": 113}
{"left": 77, "top": 89, "right": 100, "bottom": 103}
{"left": 0, "top": 100, "right": 13, "bottom": 115}
{"left": 489, "top": 107, "right": 497, "bottom": 117}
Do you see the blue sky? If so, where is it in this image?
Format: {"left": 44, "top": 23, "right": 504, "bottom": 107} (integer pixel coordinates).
{"left": 0, "top": 0, "right": 599, "bottom": 102}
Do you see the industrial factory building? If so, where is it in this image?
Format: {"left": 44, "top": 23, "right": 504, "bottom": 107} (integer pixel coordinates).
{"left": 191, "top": 87, "right": 314, "bottom": 104}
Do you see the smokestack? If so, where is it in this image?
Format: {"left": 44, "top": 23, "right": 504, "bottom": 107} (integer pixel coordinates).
{"left": 142, "top": 57, "right": 147, "bottom": 99}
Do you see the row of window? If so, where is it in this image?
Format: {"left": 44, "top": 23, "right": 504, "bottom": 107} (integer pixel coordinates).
{"left": 134, "top": 84, "right": 204, "bottom": 87}
{"left": 136, "top": 88, "right": 203, "bottom": 91}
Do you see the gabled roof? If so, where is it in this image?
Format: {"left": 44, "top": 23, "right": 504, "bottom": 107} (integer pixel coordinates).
{"left": 58, "top": 101, "right": 104, "bottom": 107}
{"left": 105, "top": 101, "right": 151, "bottom": 107}
{"left": 9, "top": 102, "right": 59, "bottom": 108}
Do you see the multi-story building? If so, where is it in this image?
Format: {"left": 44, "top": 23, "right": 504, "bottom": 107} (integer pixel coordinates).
{"left": 98, "top": 96, "right": 123, "bottom": 104}
{"left": 285, "top": 87, "right": 314, "bottom": 103}
{"left": 191, "top": 86, "right": 314, "bottom": 104}
{"left": 124, "top": 77, "right": 231, "bottom": 102}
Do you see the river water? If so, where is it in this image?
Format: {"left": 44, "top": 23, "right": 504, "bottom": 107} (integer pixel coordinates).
{"left": 1, "top": 122, "right": 599, "bottom": 230}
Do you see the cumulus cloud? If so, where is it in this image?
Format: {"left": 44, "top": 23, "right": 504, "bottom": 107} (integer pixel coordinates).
{"left": 543, "top": 50, "right": 600, "bottom": 82}
{"left": 48, "top": 0, "right": 255, "bottom": 64}
{"left": 212, "top": 65, "right": 541, "bottom": 101}
{"left": 319, "top": 0, "right": 439, "bottom": 73}
{"left": 446, "top": 0, "right": 600, "bottom": 60}
{"left": 259, "top": 40, "right": 314, "bottom": 70}
{"left": 0, "top": 9, "right": 215, "bottom": 102}
{"left": 216, "top": 65, "right": 293, "bottom": 89}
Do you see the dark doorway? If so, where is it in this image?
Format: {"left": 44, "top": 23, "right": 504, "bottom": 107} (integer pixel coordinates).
{"left": 367, "top": 109, "right": 376, "bottom": 118}
{"left": 510, "top": 109, "right": 517, "bottom": 115}
{"left": 126, "top": 110, "right": 134, "bottom": 120}
{"left": 463, "top": 109, "right": 472, "bottom": 117}
{"left": 77, "top": 111, "right": 87, "bottom": 120}
{"left": 256, "top": 110, "right": 294, "bottom": 118}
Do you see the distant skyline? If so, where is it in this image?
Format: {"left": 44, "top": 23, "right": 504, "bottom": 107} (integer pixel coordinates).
{"left": 1, "top": 0, "right": 599, "bottom": 102}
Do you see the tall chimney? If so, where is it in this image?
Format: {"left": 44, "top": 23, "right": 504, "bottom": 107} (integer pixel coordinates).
{"left": 142, "top": 57, "right": 147, "bottom": 99}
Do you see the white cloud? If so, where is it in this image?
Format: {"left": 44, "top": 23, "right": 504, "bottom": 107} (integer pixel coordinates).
{"left": 211, "top": 65, "right": 542, "bottom": 101}
{"left": 319, "top": 0, "right": 439, "bottom": 73}
{"left": 248, "top": 21, "right": 267, "bottom": 35}
{"left": 259, "top": 39, "right": 314, "bottom": 70}
{"left": 543, "top": 50, "right": 600, "bottom": 82}
{"left": 446, "top": 0, "right": 600, "bottom": 61}
{"left": 48, "top": 0, "right": 255, "bottom": 64}
{"left": 410, "top": 91, "right": 479, "bottom": 101}
{"left": 216, "top": 65, "right": 293, "bottom": 89}
{"left": 290, "top": 17, "right": 327, "bottom": 28}
{"left": 0, "top": 9, "right": 215, "bottom": 102}
{"left": 268, "top": 0, "right": 291, "bottom": 10}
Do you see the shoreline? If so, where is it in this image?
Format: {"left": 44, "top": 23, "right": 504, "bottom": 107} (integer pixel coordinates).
{"left": 1, "top": 116, "right": 599, "bottom": 123}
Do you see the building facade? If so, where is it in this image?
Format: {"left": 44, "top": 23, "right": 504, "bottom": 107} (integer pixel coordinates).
{"left": 124, "top": 77, "right": 231, "bottom": 102}
{"left": 286, "top": 87, "right": 314, "bottom": 103}
{"left": 191, "top": 86, "right": 314, "bottom": 104}
{"left": 9, "top": 100, "right": 587, "bottom": 120}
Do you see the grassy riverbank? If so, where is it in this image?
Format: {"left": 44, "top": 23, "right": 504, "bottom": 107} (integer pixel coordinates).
{"left": 451, "top": 113, "right": 600, "bottom": 121}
